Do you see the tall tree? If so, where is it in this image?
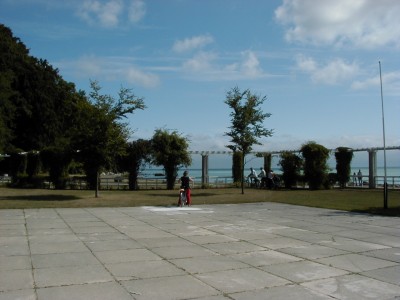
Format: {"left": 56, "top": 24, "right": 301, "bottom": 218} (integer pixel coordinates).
{"left": 224, "top": 87, "right": 273, "bottom": 194}
{"left": 151, "top": 129, "right": 191, "bottom": 190}
{"left": 73, "top": 81, "right": 145, "bottom": 196}
{"left": 0, "top": 24, "right": 83, "bottom": 153}
{"left": 0, "top": 24, "right": 28, "bottom": 153}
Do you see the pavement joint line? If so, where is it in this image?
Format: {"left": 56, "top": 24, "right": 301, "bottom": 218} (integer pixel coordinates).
{"left": 23, "top": 208, "right": 39, "bottom": 299}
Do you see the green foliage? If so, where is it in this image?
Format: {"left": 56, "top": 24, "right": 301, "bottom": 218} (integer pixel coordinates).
{"left": 224, "top": 86, "right": 273, "bottom": 193}
{"left": 300, "top": 141, "right": 330, "bottom": 190}
{"left": 73, "top": 81, "right": 145, "bottom": 190}
{"left": 151, "top": 129, "right": 191, "bottom": 190}
{"left": 0, "top": 25, "right": 28, "bottom": 153}
{"left": 335, "top": 147, "right": 354, "bottom": 188}
{"left": 279, "top": 151, "right": 303, "bottom": 189}
{"left": 0, "top": 25, "right": 84, "bottom": 152}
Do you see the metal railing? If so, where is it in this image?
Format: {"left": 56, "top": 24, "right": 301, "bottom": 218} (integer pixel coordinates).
{"left": 348, "top": 175, "right": 400, "bottom": 189}
{"left": 1, "top": 175, "right": 399, "bottom": 190}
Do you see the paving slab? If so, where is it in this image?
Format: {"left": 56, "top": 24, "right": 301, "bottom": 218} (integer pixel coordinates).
{"left": 170, "top": 255, "right": 249, "bottom": 274}
{"left": 262, "top": 260, "right": 349, "bottom": 283}
{"left": 121, "top": 275, "right": 219, "bottom": 300}
{"left": 0, "top": 202, "right": 399, "bottom": 300}
{"left": 363, "top": 247, "right": 400, "bottom": 263}
{"left": 31, "top": 252, "right": 101, "bottom": 269}
{"left": 301, "top": 274, "right": 400, "bottom": 300}
{"left": 229, "top": 249, "right": 303, "bottom": 267}
{"left": 106, "top": 259, "right": 186, "bottom": 280}
{"left": 361, "top": 265, "right": 400, "bottom": 286}
{"left": 33, "top": 264, "right": 114, "bottom": 288}
{"left": 0, "top": 289, "right": 36, "bottom": 300}
{"left": 0, "top": 269, "right": 34, "bottom": 292}
{"left": 315, "top": 253, "right": 398, "bottom": 272}
{"left": 36, "top": 282, "right": 133, "bottom": 300}
{"left": 231, "top": 284, "right": 332, "bottom": 300}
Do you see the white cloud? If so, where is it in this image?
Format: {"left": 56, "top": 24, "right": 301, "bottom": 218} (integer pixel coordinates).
{"left": 125, "top": 67, "right": 160, "bottom": 88}
{"left": 352, "top": 71, "right": 400, "bottom": 94}
{"left": 182, "top": 51, "right": 216, "bottom": 72}
{"left": 182, "top": 50, "right": 265, "bottom": 81}
{"left": 173, "top": 34, "right": 214, "bottom": 53}
{"left": 75, "top": 55, "right": 103, "bottom": 76}
{"left": 76, "top": 0, "right": 144, "bottom": 27}
{"left": 296, "top": 55, "right": 360, "bottom": 84}
{"left": 72, "top": 55, "right": 159, "bottom": 88}
{"left": 276, "top": 0, "right": 400, "bottom": 48}
{"left": 129, "top": 0, "right": 146, "bottom": 23}
{"left": 240, "top": 51, "right": 263, "bottom": 78}
{"left": 351, "top": 76, "right": 379, "bottom": 90}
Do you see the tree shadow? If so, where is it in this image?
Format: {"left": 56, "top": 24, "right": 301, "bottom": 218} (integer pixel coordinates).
{"left": 147, "top": 192, "right": 219, "bottom": 198}
{"left": 323, "top": 207, "right": 400, "bottom": 217}
{"left": 0, "top": 195, "right": 81, "bottom": 201}
{"left": 351, "top": 206, "right": 400, "bottom": 217}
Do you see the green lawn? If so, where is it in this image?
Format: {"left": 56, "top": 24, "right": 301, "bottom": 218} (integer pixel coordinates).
{"left": 0, "top": 187, "right": 399, "bottom": 216}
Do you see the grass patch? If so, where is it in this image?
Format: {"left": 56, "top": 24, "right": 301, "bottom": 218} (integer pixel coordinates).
{"left": 0, "top": 187, "right": 399, "bottom": 216}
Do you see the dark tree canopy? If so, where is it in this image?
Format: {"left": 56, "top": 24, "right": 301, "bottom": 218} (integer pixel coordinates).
{"left": 0, "top": 25, "right": 146, "bottom": 191}
{"left": 0, "top": 24, "right": 84, "bottom": 153}
{"left": 151, "top": 129, "right": 191, "bottom": 190}
{"left": 301, "top": 141, "right": 330, "bottom": 190}
{"left": 279, "top": 151, "right": 303, "bottom": 189}
{"left": 119, "top": 139, "right": 152, "bottom": 190}
{"left": 335, "top": 147, "right": 354, "bottom": 188}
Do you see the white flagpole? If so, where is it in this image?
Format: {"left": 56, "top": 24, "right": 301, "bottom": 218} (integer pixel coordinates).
{"left": 379, "top": 61, "right": 388, "bottom": 209}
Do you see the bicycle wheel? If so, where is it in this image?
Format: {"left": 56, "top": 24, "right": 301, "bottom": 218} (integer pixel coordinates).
{"left": 180, "top": 191, "right": 187, "bottom": 206}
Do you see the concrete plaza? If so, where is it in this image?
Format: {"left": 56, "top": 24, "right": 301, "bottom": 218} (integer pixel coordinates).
{"left": 0, "top": 202, "right": 399, "bottom": 299}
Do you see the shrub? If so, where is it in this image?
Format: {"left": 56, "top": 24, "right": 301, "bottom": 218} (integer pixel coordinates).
{"left": 300, "top": 141, "right": 330, "bottom": 190}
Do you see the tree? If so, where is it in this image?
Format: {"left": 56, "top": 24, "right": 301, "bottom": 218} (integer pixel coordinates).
{"left": 0, "top": 25, "right": 84, "bottom": 153}
{"left": 119, "top": 139, "right": 152, "bottom": 190}
{"left": 300, "top": 141, "right": 330, "bottom": 190}
{"left": 73, "top": 81, "right": 145, "bottom": 196}
{"left": 279, "top": 151, "right": 302, "bottom": 189}
{"left": 335, "top": 147, "right": 353, "bottom": 188}
{"left": 151, "top": 129, "right": 191, "bottom": 190}
{"left": 224, "top": 87, "right": 273, "bottom": 194}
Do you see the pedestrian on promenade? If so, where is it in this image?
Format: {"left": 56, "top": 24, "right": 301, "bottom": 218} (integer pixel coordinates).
{"left": 357, "top": 169, "right": 363, "bottom": 186}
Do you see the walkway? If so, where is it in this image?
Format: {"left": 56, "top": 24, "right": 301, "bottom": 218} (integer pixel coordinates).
{"left": 1, "top": 203, "right": 399, "bottom": 299}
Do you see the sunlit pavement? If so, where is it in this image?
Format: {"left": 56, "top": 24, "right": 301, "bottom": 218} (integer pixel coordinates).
{"left": 1, "top": 202, "right": 399, "bottom": 299}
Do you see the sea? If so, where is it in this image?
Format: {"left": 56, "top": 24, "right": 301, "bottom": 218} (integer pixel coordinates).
{"left": 141, "top": 167, "right": 399, "bottom": 180}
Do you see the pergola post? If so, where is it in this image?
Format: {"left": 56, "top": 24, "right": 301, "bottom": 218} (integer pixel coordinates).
{"left": 201, "top": 154, "right": 209, "bottom": 187}
{"left": 368, "top": 149, "right": 377, "bottom": 189}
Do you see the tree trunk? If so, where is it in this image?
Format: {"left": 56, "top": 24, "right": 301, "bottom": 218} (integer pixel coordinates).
{"left": 241, "top": 155, "right": 245, "bottom": 194}
{"left": 95, "top": 171, "right": 99, "bottom": 198}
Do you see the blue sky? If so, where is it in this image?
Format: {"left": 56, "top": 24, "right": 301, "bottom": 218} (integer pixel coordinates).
{"left": 1, "top": 0, "right": 399, "bottom": 168}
